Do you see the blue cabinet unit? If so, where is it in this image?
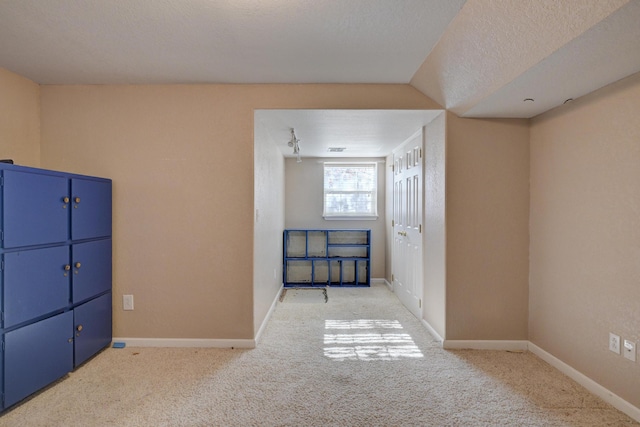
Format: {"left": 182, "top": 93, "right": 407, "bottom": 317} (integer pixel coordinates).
{"left": 283, "top": 229, "right": 370, "bottom": 287}
{"left": 0, "top": 163, "right": 112, "bottom": 411}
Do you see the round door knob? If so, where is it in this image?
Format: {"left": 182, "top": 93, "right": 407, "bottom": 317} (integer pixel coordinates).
{"left": 76, "top": 325, "right": 83, "bottom": 332}
{"left": 75, "top": 262, "right": 81, "bottom": 269}
{"left": 64, "top": 264, "right": 71, "bottom": 271}
{"left": 63, "top": 197, "right": 70, "bottom": 203}
{"left": 74, "top": 197, "right": 81, "bottom": 203}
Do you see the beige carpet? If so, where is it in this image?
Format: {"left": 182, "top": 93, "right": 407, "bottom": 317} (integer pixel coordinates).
{"left": 1, "top": 284, "right": 637, "bottom": 426}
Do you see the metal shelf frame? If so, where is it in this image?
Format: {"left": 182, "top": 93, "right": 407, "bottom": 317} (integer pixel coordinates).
{"left": 283, "top": 229, "right": 370, "bottom": 287}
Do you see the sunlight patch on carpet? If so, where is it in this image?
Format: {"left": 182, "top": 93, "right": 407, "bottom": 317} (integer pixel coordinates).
{"left": 324, "top": 319, "right": 424, "bottom": 361}
{"left": 325, "top": 319, "right": 402, "bottom": 329}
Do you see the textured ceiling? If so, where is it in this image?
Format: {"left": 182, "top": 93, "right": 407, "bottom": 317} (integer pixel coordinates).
{"left": 1, "top": 0, "right": 639, "bottom": 156}
{"left": 461, "top": 0, "right": 640, "bottom": 118}
{"left": 0, "top": 0, "right": 465, "bottom": 84}
{"left": 410, "top": 0, "right": 640, "bottom": 118}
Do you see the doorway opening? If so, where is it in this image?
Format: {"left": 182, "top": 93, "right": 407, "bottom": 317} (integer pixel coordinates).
{"left": 253, "top": 109, "right": 446, "bottom": 337}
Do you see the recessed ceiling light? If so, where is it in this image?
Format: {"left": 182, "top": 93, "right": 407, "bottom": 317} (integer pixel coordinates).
{"left": 328, "top": 147, "right": 346, "bottom": 152}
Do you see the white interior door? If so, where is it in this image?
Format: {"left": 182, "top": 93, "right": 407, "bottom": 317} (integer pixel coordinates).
{"left": 392, "top": 130, "right": 424, "bottom": 319}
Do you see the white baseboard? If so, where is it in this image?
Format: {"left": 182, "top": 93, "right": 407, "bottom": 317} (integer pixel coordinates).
{"left": 371, "top": 277, "right": 393, "bottom": 291}
{"left": 443, "top": 340, "right": 529, "bottom": 351}
{"left": 111, "top": 338, "right": 255, "bottom": 349}
{"left": 254, "top": 284, "right": 283, "bottom": 345}
{"left": 528, "top": 342, "right": 640, "bottom": 423}
{"left": 421, "top": 319, "right": 444, "bottom": 344}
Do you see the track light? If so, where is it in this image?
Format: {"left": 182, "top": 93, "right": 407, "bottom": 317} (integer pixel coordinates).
{"left": 288, "top": 128, "right": 301, "bottom": 162}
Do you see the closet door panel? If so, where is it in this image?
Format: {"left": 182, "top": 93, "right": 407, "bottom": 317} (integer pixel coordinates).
{"left": 4, "top": 311, "right": 74, "bottom": 408}
{"left": 72, "top": 239, "right": 112, "bottom": 303}
{"left": 74, "top": 292, "right": 112, "bottom": 366}
{"left": 3, "top": 246, "right": 70, "bottom": 328}
{"left": 70, "top": 178, "right": 112, "bottom": 241}
{"left": 2, "top": 171, "right": 68, "bottom": 248}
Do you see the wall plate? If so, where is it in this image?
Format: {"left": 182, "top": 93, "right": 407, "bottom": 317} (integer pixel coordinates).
{"left": 623, "top": 339, "right": 636, "bottom": 362}
{"left": 609, "top": 333, "right": 621, "bottom": 354}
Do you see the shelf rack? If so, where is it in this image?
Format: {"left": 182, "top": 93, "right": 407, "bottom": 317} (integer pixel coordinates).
{"left": 283, "top": 229, "right": 370, "bottom": 287}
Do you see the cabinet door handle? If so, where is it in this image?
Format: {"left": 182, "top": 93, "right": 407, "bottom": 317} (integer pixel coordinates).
{"left": 75, "top": 262, "right": 81, "bottom": 269}
{"left": 62, "top": 196, "right": 70, "bottom": 203}
{"left": 76, "top": 325, "right": 83, "bottom": 332}
{"left": 64, "top": 264, "right": 71, "bottom": 271}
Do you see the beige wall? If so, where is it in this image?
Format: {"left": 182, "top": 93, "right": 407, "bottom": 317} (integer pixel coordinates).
{"left": 253, "top": 118, "right": 285, "bottom": 335}
{"left": 446, "top": 113, "right": 530, "bottom": 340}
{"left": 423, "top": 112, "right": 447, "bottom": 338}
{"left": 0, "top": 67, "right": 40, "bottom": 166}
{"left": 39, "top": 84, "right": 438, "bottom": 340}
{"left": 6, "top": 62, "right": 637, "bottom": 409}
{"left": 285, "top": 157, "right": 386, "bottom": 279}
{"left": 530, "top": 72, "right": 640, "bottom": 408}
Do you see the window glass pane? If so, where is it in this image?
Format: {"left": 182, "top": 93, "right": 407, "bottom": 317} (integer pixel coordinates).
{"left": 323, "top": 163, "right": 377, "bottom": 217}
{"left": 324, "top": 166, "right": 376, "bottom": 191}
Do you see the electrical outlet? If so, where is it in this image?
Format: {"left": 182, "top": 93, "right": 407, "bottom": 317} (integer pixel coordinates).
{"left": 123, "top": 294, "right": 134, "bottom": 311}
{"left": 609, "top": 333, "right": 621, "bottom": 354}
{"left": 623, "top": 340, "right": 636, "bottom": 362}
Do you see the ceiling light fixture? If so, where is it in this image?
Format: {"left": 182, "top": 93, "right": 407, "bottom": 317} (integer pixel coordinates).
{"left": 288, "top": 128, "right": 302, "bottom": 163}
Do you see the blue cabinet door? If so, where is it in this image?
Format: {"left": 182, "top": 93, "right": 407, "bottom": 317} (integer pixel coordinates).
{"left": 70, "top": 178, "right": 112, "bottom": 241}
{"left": 4, "top": 311, "right": 74, "bottom": 408}
{"left": 74, "top": 292, "right": 112, "bottom": 366}
{"left": 2, "top": 171, "right": 69, "bottom": 248}
{"left": 0, "top": 339, "right": 3, "bottom": 410}
{"left": 3, "top": 246, "right": 71, "bottom": 329}
{"left": 72, "top": 239, "right": 112, "bottom": 303}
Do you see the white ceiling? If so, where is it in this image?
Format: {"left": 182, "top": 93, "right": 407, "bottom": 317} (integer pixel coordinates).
{"left": 0, "top": 0, "right": 465, "bottom": 85}
{"left": 1, "top": 0, "right": 639, "bottom": 158}
{"left": 256, "top": 109, "right": 442, "bottom": 159}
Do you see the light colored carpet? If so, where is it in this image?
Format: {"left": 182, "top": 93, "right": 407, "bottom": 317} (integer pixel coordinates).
{"left": 1, "top": 284, "right": 637, "bottom": 426}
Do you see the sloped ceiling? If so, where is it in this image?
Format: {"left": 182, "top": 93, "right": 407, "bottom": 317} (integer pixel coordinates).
{"left": 1, "top": 0, "right": 639, "bottom": 158}
{"left": 1, "top": 0, "right": 638, "bottom": 120}
{"left": 411, "top": 0, "right": 640, "bottom": 118}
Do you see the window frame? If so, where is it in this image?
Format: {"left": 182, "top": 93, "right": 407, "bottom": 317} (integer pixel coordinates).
{"left": 322, "top": 161, "right": 378, "bottom": 220}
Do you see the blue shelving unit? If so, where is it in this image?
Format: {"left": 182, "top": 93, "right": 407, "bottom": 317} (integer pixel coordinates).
{"left": 0, "top": 163, "right": 112, "bottom": 411}
{"left": 283, "top": 229, "right": 370, "bottom": 287}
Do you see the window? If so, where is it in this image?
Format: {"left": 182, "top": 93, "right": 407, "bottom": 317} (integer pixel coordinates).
{"left": 323, "top": 162, "right": 378, "bottom": 219}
